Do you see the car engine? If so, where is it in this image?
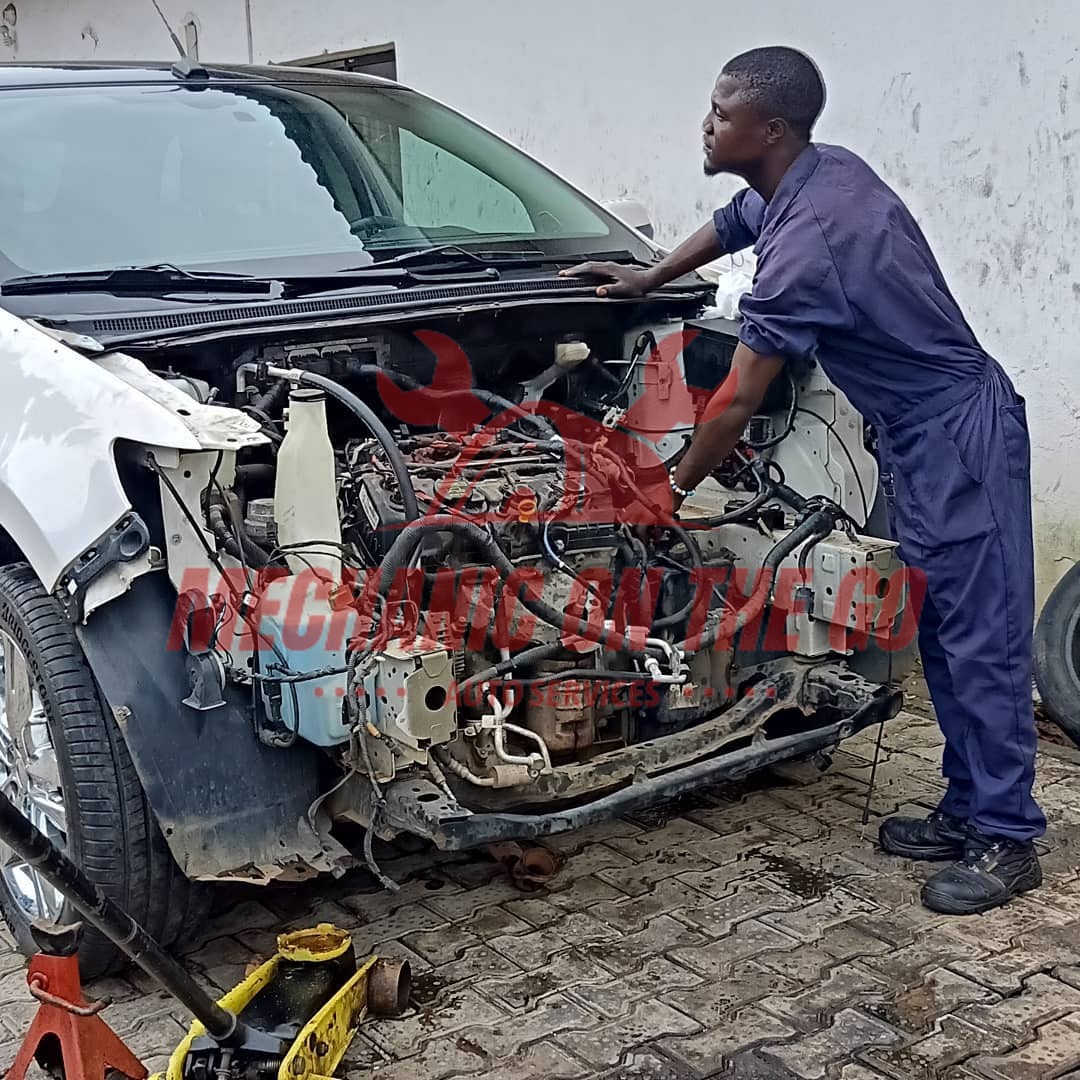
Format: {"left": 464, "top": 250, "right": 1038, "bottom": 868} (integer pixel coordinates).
{"left": 116, "top": 311, "right": 909, "bottom": 863}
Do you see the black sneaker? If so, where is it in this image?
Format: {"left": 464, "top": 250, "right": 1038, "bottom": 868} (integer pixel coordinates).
{"left": 879, "top": 811, "right": 968, "bottom": 861}
{"left": 921, "top": 832, "right": 1043, "bottom": 915}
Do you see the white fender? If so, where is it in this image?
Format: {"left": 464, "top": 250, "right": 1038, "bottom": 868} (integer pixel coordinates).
{"left": 0, "top": 307, "right": 244, "bottom": 591}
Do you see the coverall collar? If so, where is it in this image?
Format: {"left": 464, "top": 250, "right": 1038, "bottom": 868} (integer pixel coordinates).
{"left": 758, "top": 143, "right": 822, "bottom": 240}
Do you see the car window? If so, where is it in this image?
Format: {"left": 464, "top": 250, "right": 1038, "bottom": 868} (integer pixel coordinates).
{"left": 0, "top": 81, "right": 639, "bottom": 279}
{"left": 398, "top": 130, "right": 533, "bottom": 235}
{"left": 0, "top": 87, "right": 369, "bottom": 274}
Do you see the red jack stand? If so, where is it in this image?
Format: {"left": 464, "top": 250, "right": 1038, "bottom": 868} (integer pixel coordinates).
{"left": 5, "top": 921, "right": 146, "bottom": 1080}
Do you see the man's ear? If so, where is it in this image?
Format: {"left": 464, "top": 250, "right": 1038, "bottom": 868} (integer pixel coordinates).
{"left": 764, "top": 117, "right": 788, "bottom": 146}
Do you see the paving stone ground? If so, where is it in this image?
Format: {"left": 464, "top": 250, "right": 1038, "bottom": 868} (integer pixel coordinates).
{"left": 2, "top": 691, "right": 1080, "bottom": 1080}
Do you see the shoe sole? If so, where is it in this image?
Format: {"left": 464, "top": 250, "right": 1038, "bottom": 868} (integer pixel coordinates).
{"left": 920, "top": 863, "right": 1044, "bottom": 916}
{"left": 878, "top": 832, "right": 964, "bottom": 862}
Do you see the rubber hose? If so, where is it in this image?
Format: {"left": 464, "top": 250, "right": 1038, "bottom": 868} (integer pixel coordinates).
{"left": 699, "top": 483, "right": 776, "bottom": 527}
{"left": 221, "top": 491, "right": 273, "bottom": 568}
{"left": 234, "top": 463, "right": 275, "bottom": 488}
{"left": 251, "top": 378, "right": 289, "bottom": 416}
{"left": 207, "top": 504, "right": 270, "bottom": 568}
{"left": 353, "top": 365, "right": 557, "bottom": 439}
{"left": 288, "top": 369, "right": 420, "bottom": 523}
{"left": 373, "top": 517, "right": 654, "bottom": 655}
{"left": 506, "top": 669, "right": 657, "bottom": 688}
{"left": 460, "top": 641, "right": 569, "bottom": 694}
{"left": 650, "top": 523, "right": 706, "bottom": 631}
{"left": 771, "top": 482, "right": 810, "bottom": 514}
{"left": 675, "top": 508, "right": 835, "bottom": 654}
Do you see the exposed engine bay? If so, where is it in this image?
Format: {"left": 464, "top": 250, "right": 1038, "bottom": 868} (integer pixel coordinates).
{"left": 67, "top": 300, "right": 911, "bottom": 881}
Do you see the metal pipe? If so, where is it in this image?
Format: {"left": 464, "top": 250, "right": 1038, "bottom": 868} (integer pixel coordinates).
{"left": 484, "top": 689, "right": 539, "bottom": 770}
{"left": 435, "top": 748, "right": 497, "bottom": 787}
{"left": 0, "top": 791, "right": 240, "bottom": 1043}
{"left": 499, "top": 722, "right": 553, "bottom": 771}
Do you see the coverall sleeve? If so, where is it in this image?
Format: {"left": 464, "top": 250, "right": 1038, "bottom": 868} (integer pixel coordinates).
{"left": 712, "top": 188, "right": 767, "bottom": 253}
{"left": 737, "top": 212, "right": 853, "bottom": 361}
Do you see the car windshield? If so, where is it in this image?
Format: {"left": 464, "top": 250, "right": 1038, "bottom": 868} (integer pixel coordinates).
{"left": 0, "top": 78, "right": 648, "bottom": 279}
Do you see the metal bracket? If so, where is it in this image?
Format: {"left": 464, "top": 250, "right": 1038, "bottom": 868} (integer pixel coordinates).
{"left": 57, "top": 514, "right": 151, "bottom": 623}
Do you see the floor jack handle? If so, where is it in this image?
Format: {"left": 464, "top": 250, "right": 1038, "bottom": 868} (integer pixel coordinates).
{"left": 0, "top": 790, "right": 240, "bottom": 1043}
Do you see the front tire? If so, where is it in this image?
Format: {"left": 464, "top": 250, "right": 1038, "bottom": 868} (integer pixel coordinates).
{"left": 0, "top": 564, "right": 207, "bottom": 977}
{"left": 1034, "top": 561, "right": 1080, "bottom": 747}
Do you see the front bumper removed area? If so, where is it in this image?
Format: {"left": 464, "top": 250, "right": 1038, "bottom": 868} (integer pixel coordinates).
{"left": 332, "top": 660, "right": 902, "bottom": 851}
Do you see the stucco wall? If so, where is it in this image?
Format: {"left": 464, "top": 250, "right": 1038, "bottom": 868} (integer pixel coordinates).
{"left": 6, "top": 0, "right": 1077, "bottom": 604}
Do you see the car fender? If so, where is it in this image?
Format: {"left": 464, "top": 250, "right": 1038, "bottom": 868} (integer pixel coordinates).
{"left": 0, "top": 307, "right": 219, "bottom": 591}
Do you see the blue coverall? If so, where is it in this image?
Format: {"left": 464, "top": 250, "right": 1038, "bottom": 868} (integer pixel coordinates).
{"left": 714, "top": 144, "right": 1047, "bottom": 843}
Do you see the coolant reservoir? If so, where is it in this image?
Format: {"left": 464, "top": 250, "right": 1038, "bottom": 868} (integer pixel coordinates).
{"left": 274, "top": 388, "right": 342, "bottom": 582}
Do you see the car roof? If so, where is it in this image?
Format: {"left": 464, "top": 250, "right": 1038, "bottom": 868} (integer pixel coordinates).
{"left": 0, "top": 60, "right": 406, "bottom": 90}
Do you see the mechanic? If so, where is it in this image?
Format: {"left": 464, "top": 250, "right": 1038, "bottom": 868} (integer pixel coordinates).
{"left": 562, "top": 45, "right": 1046, "bottom": 915}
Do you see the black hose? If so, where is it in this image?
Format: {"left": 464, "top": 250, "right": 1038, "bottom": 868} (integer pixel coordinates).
{"left": 675, "top": 508, "right": 836, "bottom": 654}
{"left": 251, "top": 378, "right": 289, "bottom": 416}
{"left": 373, "top": 517, "right": 655, "bottom": 655}
{"left": 601, "top": 330, "right": 655, "bottom": 406}
{"left": 285, "top": 369, "right": 421, "bottom": 524}
{"left": 352, "top": 365, "right": 557, "bottom": 440}
{"left": 235, "top": 463, "right": 275, "bottom": 488}
{"left": 799, "top": 532, "right": 824, "bottom": 576}
{"left": 698, "top": 484, "right": 776, "bottom": 527}
{"left": 651, "top": 524, "right": 706, "bottom": 631}
{"left": 460, "top": 641, "right": 569, "bottom": 693}
{"left": 693, "top": 458, "right": 776, "bottom": 528}
{"left": 771, "top": 482, "right": 810, "bottom": 514}
{"left": 207, "top": 504, "right": 270, "bottom": 568}
{"left": 499, "top": 669, "right": 656, "bottom": 688}
{"left": 743, "top": 369, "right": 798, "bottom": 451}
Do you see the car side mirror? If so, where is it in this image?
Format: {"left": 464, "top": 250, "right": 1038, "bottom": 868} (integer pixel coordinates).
{"left": 602, "top": 198, "right": 655, "bottom": 240}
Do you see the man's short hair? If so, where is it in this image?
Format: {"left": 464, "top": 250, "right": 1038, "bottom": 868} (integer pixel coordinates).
{"left": 721, "top": 46, "right": 826, "bottom": 139}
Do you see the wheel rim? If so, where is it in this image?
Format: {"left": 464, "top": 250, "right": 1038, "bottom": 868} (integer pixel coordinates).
{"left": 0, "top": 631, "right": 66, "bottom": 921}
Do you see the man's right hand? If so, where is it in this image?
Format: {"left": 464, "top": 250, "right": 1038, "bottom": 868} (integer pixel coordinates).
{"left": 559, "top": 261, "right": 657, "bottom": 298}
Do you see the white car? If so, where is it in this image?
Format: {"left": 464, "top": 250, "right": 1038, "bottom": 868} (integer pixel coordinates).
{"left": 0, "top": 59, "right": 912, "bottom": 974}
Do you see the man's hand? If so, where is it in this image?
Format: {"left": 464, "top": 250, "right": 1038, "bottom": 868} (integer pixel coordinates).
{"left": 559, "top": 261, "right": 657, "bottom": 298}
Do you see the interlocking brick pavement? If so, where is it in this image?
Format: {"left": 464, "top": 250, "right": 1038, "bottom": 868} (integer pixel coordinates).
{"left": 1, "top": 709, "right": 1079, "bottom": 1080}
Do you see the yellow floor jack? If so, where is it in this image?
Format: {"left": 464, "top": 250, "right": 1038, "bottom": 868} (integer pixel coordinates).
{"left": 0, "top": 792, "right": 410, "bottom": 1080}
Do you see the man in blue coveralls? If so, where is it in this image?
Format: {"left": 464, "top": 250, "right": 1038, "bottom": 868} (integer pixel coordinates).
{"left": 563, "top": 45, "right": 1046, "bottom": 914}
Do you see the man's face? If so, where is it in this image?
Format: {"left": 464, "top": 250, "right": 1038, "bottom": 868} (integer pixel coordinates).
{"left": 701, "top": 74, "right": 771, "bottom": 176}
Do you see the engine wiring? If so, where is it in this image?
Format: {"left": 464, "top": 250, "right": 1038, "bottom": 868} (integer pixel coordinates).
{"left": 148, "top": 453, "right": 303, "bottom": 744}
{"left": 599, "top": 329, "right": 657, "bottom": 408}
{"left": 743, "top": 368, "right": 799, "bottom": 451}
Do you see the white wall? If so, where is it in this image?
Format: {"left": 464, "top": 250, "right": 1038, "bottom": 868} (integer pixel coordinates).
{"left": 6, "top": 0, "right": 1079, "bottom": 604}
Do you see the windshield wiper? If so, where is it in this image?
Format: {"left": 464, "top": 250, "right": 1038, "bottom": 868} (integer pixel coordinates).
{"left": 0, "top": 264, "right": 284, "bottom": 298}
{"left": 375, "top": 244, "right": 534, "bottom": 269}
{"left": 352, "top": 246, "right": 651, "bottom": 272}
{"left": 1, "top": 261, "right": 502, "bottom": 299}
